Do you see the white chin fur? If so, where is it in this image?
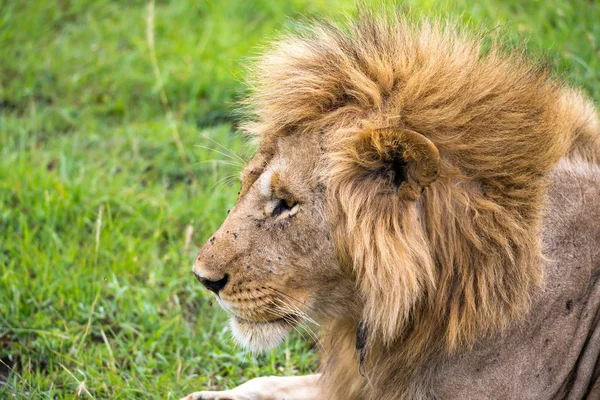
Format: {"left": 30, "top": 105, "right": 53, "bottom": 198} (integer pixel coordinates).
{"left": 229, "top": 317, "right": 290, "bottom": 353}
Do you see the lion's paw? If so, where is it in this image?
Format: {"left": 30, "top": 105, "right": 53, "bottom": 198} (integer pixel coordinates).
{"left": 179, "top": 391, "right": 251, "bottom": 400}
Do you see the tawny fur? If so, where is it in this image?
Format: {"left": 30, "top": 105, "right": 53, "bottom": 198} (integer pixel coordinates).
{"left": 240, "top": 14, "right": 600, "bottom": 399}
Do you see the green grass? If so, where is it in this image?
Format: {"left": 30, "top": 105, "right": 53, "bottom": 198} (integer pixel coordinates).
{"left": 0, "top": 0, "right": 598, "bottom": 398}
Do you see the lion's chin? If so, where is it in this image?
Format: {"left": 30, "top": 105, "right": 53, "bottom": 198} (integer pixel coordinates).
{"left": 229, "top": 317, "right": 291, "bottom": 353}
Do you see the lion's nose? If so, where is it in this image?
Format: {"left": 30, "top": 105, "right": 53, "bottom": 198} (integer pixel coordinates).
{"left": 194, "top": 271, "right": 229, "bottom": 295}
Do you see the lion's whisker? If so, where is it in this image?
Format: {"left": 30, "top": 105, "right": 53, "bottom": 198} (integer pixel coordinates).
{"left": 280, "top": 313, "right": 312, "bottom": 344}
{"left": 258, "top": 295, "right": 314, "bottom": 345}
{"left": 262, "top": 287, "right": 321, "bottom": 327}
{"left": 194, "top": 159, "right": 243, "bottom": 168}
{"left": 266, "top": 295, "right": 325, "bottom": 354}
{"left": 200, "top": 133, "right": 248, "bottom": 164}
{"left": 193, "top": 145, "right": 245, "bottom": 167}
{"left": 257, "top": 290, "right": 310, "bottom": 329}
{"left": 277, "top": 308, "right": 320, "bottom": 351}
{"left": 266, "top": 287, "right": 308, "bottom": 306}
{"left": 209, "top": 174, "right": 238, "bottom": 191}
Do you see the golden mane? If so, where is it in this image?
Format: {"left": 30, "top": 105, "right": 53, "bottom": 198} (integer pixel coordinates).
{"left": 241, "top": 13, "right": 600, "bottom": 397}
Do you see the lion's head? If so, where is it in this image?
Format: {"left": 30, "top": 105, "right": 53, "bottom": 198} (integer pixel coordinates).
{"left": 193, "top": 15, "right": 593, "bottom": 357}
{"left": 194, "top": 123, "right": 441, "bottom": 351}
{"left": 193, "top": 131, "right": 356, "bottom": 351}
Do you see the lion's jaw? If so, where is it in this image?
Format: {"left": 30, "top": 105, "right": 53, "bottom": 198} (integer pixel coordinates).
{"left": 193, "top": 133, "right": 354, "bottom": 352}
{"left": 208, "top": 295, "right": 295, "bottom": 352}
{"left": 229, "top": 316, "right": 295, "bottom": 352}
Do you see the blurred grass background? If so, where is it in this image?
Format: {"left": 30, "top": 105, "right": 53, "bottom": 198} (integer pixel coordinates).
{"left": 0, "top": 0, "right": 598, "bottom": 398}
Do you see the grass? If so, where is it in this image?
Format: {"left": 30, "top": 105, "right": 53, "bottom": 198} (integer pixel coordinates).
{"left": 0, "top": 0, "right": 598, "bottom": 398}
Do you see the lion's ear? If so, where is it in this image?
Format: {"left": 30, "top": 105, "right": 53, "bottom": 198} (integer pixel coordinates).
{"left": 328, "top": 127, "right": 440, "bottom": 346}
{"left": 351, "top": 128, "right": 440, "bottom": 200}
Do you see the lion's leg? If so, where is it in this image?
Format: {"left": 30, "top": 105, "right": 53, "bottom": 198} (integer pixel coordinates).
{"left": 181, "top": 374, "right": 323, "bottom": 400}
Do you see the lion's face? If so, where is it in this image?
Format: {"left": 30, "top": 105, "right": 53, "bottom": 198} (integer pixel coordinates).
{"left": 194, "top": 126, "right": 441, "bottom": 351}
{"left": 193, "top": 133, "right": 355, "bottom": 351}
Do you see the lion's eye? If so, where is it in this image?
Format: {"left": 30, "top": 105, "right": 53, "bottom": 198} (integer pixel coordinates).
{"left": 272, "top": 198, "right": 297, "bottom": 218}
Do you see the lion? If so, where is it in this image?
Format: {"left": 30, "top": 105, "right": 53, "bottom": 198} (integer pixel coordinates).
{"left": 182, "top": 14, "right": 600, "bottom": 400}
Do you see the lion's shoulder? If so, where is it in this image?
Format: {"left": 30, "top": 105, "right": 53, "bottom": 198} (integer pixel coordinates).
{"left": 433, "top": 159, "right": 600, "bottom": 399}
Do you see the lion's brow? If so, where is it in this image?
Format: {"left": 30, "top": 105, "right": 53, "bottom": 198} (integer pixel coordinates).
{"left": 271, "top": 171, "right": 295, "bottom": 201}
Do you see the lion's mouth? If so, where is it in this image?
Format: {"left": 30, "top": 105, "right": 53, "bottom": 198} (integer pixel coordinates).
{"left": 217, "top": 298, "right": 307, "bottom": 351}
{"left": 233, "top": 314, "right": 297, "bottom": 326}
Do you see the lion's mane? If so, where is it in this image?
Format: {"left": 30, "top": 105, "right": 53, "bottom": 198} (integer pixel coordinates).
{"left": 242, "top": 13, "right": 600, "bottom": 399}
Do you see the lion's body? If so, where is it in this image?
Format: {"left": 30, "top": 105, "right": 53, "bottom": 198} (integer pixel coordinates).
{"left": 185, "top": 14, "right": 600, "bottom": 400}
{"left": 321, "top": 159, "right": 600, "bottom": 400}
{"left": 438, "top": 161, "right": 600, "bottom": 399}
